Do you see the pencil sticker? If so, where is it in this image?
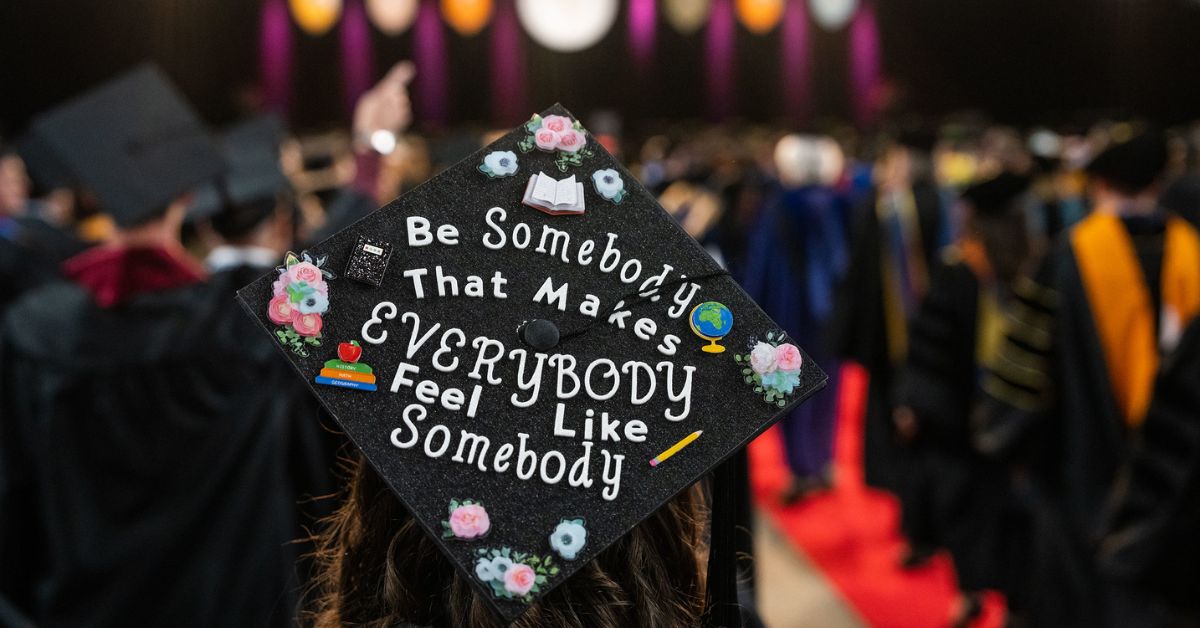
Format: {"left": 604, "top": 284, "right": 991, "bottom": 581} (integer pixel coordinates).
{"left": 649, "top": 430, "right": 703, "bottom": 467}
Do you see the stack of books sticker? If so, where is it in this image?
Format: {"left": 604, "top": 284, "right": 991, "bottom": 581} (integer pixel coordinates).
{"left": 315, "top": 357, "right": 378, "bottom": 391}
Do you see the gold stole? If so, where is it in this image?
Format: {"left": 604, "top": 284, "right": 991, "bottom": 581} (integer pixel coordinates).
{"left": 878, "top": 191, "right": 929, "bottom": 364}
{"left": 1071, "top": 212, "right": 1200, "bottom": 427}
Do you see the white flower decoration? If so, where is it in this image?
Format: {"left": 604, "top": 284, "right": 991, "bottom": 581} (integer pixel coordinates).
{"left": 591, "top": 169, "right": 626, "bottom": 203}
{"left": 475, "top": 558, "right": 496, "bottom": 581}
{"left": 549, "top": 519, "right": 587, "bottom": 560}
{"left": 480, "top": 150, "right": 519, "bottom": 178}
{"left": 297, "top": 291, "right": 329, "bottom": 315}
{"left": 488, "top": 555, "right": 514, "bottom": 577}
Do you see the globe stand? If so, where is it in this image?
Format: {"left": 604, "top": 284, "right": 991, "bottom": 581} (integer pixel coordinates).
{"left": 701, "top": 337, "right": 726, "bottom": 353}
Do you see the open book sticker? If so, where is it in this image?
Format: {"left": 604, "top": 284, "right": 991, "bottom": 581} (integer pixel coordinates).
{"left": 523, "top": 171, "right": 586, "bottom": 216}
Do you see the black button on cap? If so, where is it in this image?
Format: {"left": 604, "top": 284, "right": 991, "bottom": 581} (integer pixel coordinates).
{"left": 520, "top": 319, "right": 560, "bottom": 351}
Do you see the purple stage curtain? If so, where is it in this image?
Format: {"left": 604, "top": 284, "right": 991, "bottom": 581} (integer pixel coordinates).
{"left": 259, "top": 0, "right": 294, "bottom": 115}
{"left": 705, "top": 0, "right": 735, "bottom": 121}
{"left": 628, "top": 0, "right": 656, "bottom": 70}
{"left": 781, "top": 0, "right": 811, "bottom": 125}
{"left": 849, "top": 1, "right": 882, "bottom": 127}
{"left": 341, "top": 0, "right": 377, "bottom": 114}
{"left": 490, "top": 0, "right": 526, "bottom": 125}
{"left": 413, "top": 0, "right": 449, "bottom": 126}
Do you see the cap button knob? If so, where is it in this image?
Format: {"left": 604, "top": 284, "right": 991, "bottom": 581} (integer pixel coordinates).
{"left": 520, "top": 319, "right": 560, "bottom": 351}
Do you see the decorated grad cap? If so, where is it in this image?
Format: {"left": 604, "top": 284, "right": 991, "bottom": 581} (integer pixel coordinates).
{"left": 1084, "top": 127, "right": 1168, "bottom": 195}
{"left": 960, "top": 171, "right": 1031, "bottom": 217}
{"left": 235, "top": 104, "right": 827, "bottom": 622}
{"left": 189, "top": 115, "right": 291, "bottom": 223}
{"left": 30, "top": 63, "right": 225, "bottom": 228}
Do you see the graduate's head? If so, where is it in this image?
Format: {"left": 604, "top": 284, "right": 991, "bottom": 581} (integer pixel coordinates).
{"left": 306, "top": 456, "right": 707, "bottom": 628}
{"left": 879, "top": 127, "right": 937, "bottom": 189}
{"left": 960, "top": 172, "right": 1033, "bottom": 284}
{"left": 0, "top": 149, "right": 30, "bottom": 216}
{"left": 1085, "top": 126, "right": 1168, "bottom": 201}
{"left": 189, "top": 116, "right": 293, "bottom": 253}
{"left": 29, "top": 64, "right": 224, "bottom": 237}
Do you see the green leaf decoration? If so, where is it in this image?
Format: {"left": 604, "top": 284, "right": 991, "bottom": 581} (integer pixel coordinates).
{"left": 549, "top": 566, "right": 560, "bottom": 576}
{"left": 517, "top": 136, "right": 536, "bottom": 153}
{"left": 525, "top": 114, "right": 542, "bottom": 132}
{"left": 742, "top": 368, "right": 752, "bottom": 375}
{"left": 777, "top": 399, "right": 788, "bottom": 407}
{"left": 744, "top": 376, "right": 754, "bottom": 384}
{"left": 734, "top": 354, "right": 743, "bottom": 362}
{"left": 477, "top": 548, "right": 489, "bottom": 556}
{"left": 754, "top": 386, "right": 764, "bottom": 393}
{"left": 535, "top": 575, "right": 547, "bottom": 585}
{"left": 443, "top": 530, "right": 455, "bottom": 539}
{"left": 284, "top": 252, "right": 300, "bottom": 267}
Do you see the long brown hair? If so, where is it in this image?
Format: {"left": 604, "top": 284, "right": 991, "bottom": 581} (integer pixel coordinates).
{"left": 306, "top": 455, "right": 709, "bottom": 628}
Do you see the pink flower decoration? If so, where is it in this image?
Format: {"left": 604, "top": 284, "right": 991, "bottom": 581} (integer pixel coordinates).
{"left": 534, "top": 128, "right": 560, "bottom": 151}
{"left": 267, "top": 294, "right": 296, "bottom": 325}
{"left": 556, "top": 129, "right": 586, "bottom": 153}
{"left": 291, "top": 311, "right": 323, "bottom": 337}
{"left": 272, "top": 275, "right": 289, "bottom": 297}
{"left": 287, "top": 261, "right": 323, "bottom": 285}
{"left": 775, "top": 343, "right": 803, "bottom": 372}
{"left": 504, "top": 563, "right": 537, "bottom": 597}
{"left": 448, "top": 504, "right": 490, "bottom": 539}
{"left": 310, "top": 278, "right": 329, "bottom": 295}
{"left": 541, "top": 115, "right": 571, "bottom": 133}
{"left": 749, "top": 342, "right": 778, "bottom": 374}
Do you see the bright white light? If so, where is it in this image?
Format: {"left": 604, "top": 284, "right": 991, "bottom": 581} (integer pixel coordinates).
{"left": 370, "top": 130, "right": 398, "bottom": 155}
{"left": 366, "top": 0, "right": 418, "bottom": 35}
{"left": 516, "top": 0, "right": 619, "bottom": 52}
{"left": 808, "top": 0, "right": 858, "bottom": 31}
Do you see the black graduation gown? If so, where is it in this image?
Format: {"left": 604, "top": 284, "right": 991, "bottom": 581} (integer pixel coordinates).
{"left": 0, "top": 216, "right": 85, "bottom": 314}
{"left": 832, "top": 182, "right": 943, "bottom": 493}
{"left": 977, "top": 236, "right": 1157, "bottom": 626}
{"left": 1099, "top": 319, "right": 1200, "bottom": 612}
{"left": 0, "top": 266, "right": 334, "bottom": 627}
{"left": 895, "top": 257, "right": 1014, "bottom": 592}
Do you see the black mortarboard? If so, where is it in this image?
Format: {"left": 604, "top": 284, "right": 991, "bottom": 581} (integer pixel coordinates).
{"left": 189, "top": 115, "right": 290, "bottom": 222}
{"left": 15, "top": 129, "right": 74, "bottom": 191}
{"left": 235, "top": 105, "right": 827, "bottom": 622}
{"left": 961, "top": 172, "right": 1031, "bottom": 217}
{"left": 31, "top": 64, "right": 224, "bottom": 227}
{"left": 1085, "top": 127, "right": 1168, "bottom": 195}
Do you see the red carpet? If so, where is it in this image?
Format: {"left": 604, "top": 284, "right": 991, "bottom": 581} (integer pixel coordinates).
{"left": 749, "top": 364, "right": 1006, "bottom": 628}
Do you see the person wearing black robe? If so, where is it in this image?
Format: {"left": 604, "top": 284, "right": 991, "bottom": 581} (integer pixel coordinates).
{"left": 0, "top": 148, "right": 85, "bottom": 314}
{"left": 1098, "top": 318, "right": 1200, "bottom": 623}
{"left": 0, "top": 66, "right": 330, "bottom": 627}
{"left": 832, "top": 129, "right": 946, "bottom": 566}
{"left": 894, "top": 173, "right": 1033, "bottom": 626}
{"left": 976, "top": 128, "right": 1200, "bottom": 627}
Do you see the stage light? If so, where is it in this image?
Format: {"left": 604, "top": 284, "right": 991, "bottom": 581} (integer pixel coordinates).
{"left": 663, "top": 0, "right": 711, "bottom": 35}
{"left": 735, "top": 0, "right": 784, "bottom": 34}
{"left": 516, "top": 0, "right": 619, "bottom": 52}
{"left": 442, "top": 0, "right": 493, "bottom": 36}
{"left": 289, "top": 0, "right": 343, "bottom": 36}
{"left": 366, "top": 0, "right": 419, "bottom": 35}
{"left": 809, "top": 0, "right": 858, "bottom": 31}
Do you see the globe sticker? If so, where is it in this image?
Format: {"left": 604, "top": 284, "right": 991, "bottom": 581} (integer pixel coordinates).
{"left": 689, "top": 301, "right": 733, "bottom": 353}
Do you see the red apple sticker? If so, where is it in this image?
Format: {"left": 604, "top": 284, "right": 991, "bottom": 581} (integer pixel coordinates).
{"left": 338, "top": 340, "right": 363, "bottom": 363}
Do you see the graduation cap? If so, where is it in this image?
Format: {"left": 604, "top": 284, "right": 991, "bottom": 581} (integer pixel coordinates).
{"left": 189, "top": 115, "right": 290, "bottom": 224}
{"left": 961, "top": 172, "right": 1031, "bottom": 217}
{"left": 1085, "top": 127, "right": 1168, "bottom": 195}
{"left": 30, "top": 63, "right": 224, "bottom": 227}
{"left": 15, "top": 129, "right": 75, "bottom": 192}
{"left": 235, "top": 105, "right": 827, "bottom": 622}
